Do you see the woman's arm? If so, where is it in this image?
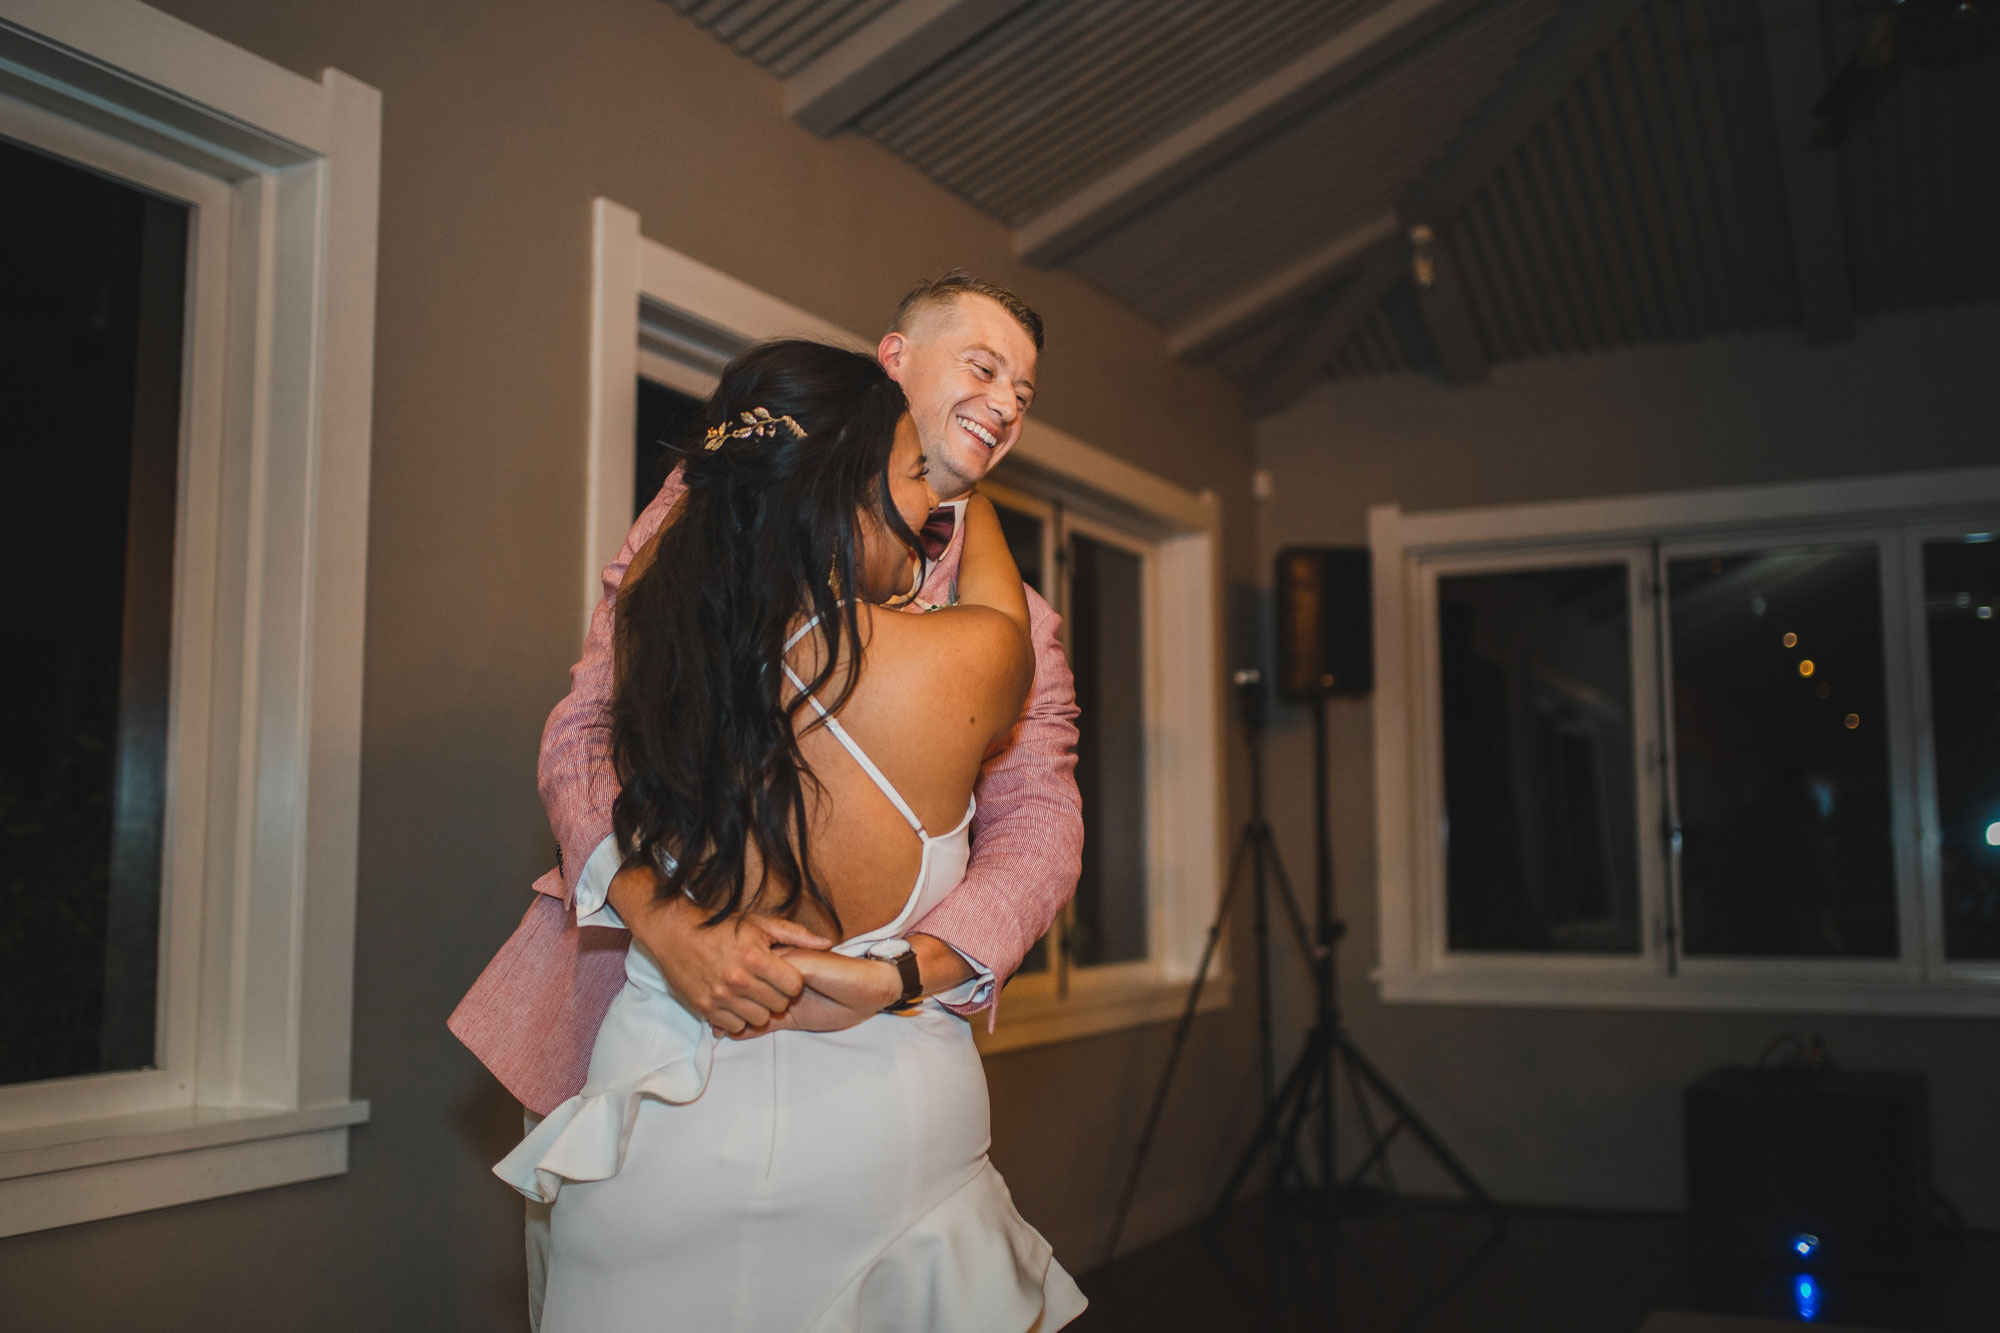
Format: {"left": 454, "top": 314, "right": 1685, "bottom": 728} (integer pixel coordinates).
{"left": 949, "top": 493, "right": 1030, "bottom": 645}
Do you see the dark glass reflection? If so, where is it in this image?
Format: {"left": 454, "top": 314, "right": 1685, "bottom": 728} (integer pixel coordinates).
{"left": 1924, "top": 535, "right": 2000, "bottom": 960}
{"left": 1, "top": 137, "right": 185, "bottom": 1084}
{"left": 1439, "top": 565, "right": 1640, "bottom": 953}
{"left": 995, "top": 504, "right": 1045, "bottom": 597}
{"left": 1670, "top": 546, "right": 1896, "bottom": 957}
{"left": 1069, "top": 534, "right": 1147, "bottom": 966}
{"left": 634, "top": 377, "right": 705, "bottom": 517}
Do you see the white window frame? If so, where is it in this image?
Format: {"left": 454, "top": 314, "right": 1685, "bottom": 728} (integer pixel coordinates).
{"left": 586, "top": 198, "right": 1229, "bottom": 1052}
{"left": 0, "top": 0, "right": 379, "bottom": 1236}
{"left": 1371, "top": 464, "right": 2000, "bottom": 1017}
{"left": 980, "top": 491, "right": 1165, "bottom": 996}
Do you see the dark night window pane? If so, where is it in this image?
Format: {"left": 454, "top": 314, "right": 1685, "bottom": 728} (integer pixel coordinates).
{"left": 1, "top": 137, "right": 186, "bottom": 1085}
{"left": 995, "top": 504, "right": 1046, "bottom": 598}
{"left": 1924, "top": 535, "right": 2000, "bottom": 960}
{"left": 634, "top": 377, "right": 705, "bottom": 518}
{"left": 1669, "top": 546, "right": 1896, "bottom": 958}
{"left": 1439, "top": 565, "right": 1641, "bottom": 953}
{"left": 1069, "top": 533, "right": 1147, "bottom": 966}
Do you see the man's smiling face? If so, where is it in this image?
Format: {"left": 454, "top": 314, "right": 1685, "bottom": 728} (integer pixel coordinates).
{"left": 877, "top": 293, "right": 1038, "bottom": 500}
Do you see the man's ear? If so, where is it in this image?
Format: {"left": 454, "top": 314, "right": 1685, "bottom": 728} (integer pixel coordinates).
{"left": 877, "top": 329, "right": 909, "bottom": 382}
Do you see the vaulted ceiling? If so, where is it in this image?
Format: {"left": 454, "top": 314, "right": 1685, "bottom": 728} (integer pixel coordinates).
{"left": 665, "top": 0, "right": 2000, "bottom": 411}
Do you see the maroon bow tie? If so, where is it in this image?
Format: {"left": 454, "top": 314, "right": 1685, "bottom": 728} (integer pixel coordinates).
{"left": 918, "top": 506, "right": 956, "bottom": 561}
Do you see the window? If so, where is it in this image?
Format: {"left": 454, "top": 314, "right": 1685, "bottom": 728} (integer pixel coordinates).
{"left": 635, "top": 378, "right": 706, "bottom": 516}
{"left": 0, "top": 0, "right": 379, "bottom": 1236}
{"left": 986, "top": 487, "right": 1156, "bottom": 991}
{"left": 1372, "top": 467, "right": 2000, "bottom": 1015}
{"left": 587, "top": 207, "right": 1229, "bottom": 1049}
{"left": 2, "top": 136, "right": 186, "bottom": 1090}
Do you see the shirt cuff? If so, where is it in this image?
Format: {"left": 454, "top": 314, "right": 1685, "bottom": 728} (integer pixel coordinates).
{"left": 573, "top": 834, "right": 626, "bottom": 930}
{"left": 928, "top": 940, "right": 994, "bottom": 1007}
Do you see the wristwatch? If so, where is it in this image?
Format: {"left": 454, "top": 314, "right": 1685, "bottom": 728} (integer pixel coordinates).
{"left": 864, "top": 938, "right": 924, "bottom": 1013}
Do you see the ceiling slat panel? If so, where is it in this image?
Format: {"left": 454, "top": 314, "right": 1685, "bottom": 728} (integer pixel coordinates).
{"left": 1065, "top": 0, "right": 1559, "bottom": 326}
{"left": 1676, "top": 0, "right": 1757, "bottom": 331}
{"left": 660, "top": 0, "right": 1996, "bottom": 390}
{"left": 1530, "top": 118, "right": 1614, "bottom": 348}
{"left": 857, "top": 0, "right": 1399, "bottom": 224}
{"left": 1630, "top": 4, "right": 1721, "bottom": 335}
{"left": 1551, "top": 99, "right": 1639, "bottom": 346}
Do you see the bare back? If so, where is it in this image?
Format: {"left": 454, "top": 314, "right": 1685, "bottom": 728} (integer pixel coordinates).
{"left": 761, "top": 602, "right": 1030, "bottom": 941}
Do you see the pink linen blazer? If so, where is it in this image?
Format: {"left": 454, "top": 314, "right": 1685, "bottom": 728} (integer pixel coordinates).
{"left": 449, "top": 472, "right": 1083, "bottom": 1116}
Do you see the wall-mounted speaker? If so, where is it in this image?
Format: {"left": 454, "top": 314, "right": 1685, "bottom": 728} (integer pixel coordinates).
{"left": 1274, "top": 547, "right": 1372, "bottom": 701}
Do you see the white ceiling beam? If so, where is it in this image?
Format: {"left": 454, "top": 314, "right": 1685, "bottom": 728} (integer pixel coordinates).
{"left": 1252, "top": 0, "right": 1650, "bottom": 412}
{"left": 785, "top": 0, "right": 1037, "bottom": 136}
{"left": 1166, "top": 212, "right": 1397, "bottom": 361}
{"left": 1757, "top": 0, "right": 1854, "bottom": 343}
{"left": 1012, "top": 0, "right": 1476, "bottom": 267}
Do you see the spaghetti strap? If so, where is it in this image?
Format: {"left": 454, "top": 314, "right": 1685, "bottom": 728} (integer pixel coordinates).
{"left": 781, "top": 615, "right": 929, "bottom": 838}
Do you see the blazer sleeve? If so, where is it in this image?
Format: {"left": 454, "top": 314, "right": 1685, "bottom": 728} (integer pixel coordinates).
{"left": 913, "top": 584, "right": 1083, "bottom": 1022}
{"left": 536, "top": 471, "right": 686, "bottom": 902}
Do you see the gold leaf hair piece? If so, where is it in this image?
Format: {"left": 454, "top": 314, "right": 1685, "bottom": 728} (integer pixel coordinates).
{"left": 703, "top": 406, "right": 807, "bottom": 451}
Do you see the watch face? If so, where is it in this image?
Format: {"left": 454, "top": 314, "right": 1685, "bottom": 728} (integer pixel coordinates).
{"left": 869, "top": 939, "right": 912, "bottom": 960}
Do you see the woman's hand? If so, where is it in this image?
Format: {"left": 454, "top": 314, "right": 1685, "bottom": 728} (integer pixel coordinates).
{"left": 726, "top": 948, "right": 902, "bottom": 1037}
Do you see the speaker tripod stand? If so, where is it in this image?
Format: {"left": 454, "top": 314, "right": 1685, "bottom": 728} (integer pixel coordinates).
{"left": 1207, "top": 692, "right": 1501, "bottom": 1230}
{"left": 1103, "top": 671, "right": 1501, "bottom": 1269}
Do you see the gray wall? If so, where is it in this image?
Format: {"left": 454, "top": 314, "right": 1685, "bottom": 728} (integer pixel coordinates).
{"left": 1254, "top": 305, "right": 2000, "bottom": 1227}
{"left": 0, "top": 2, "right": 1265, "bottom": 1327}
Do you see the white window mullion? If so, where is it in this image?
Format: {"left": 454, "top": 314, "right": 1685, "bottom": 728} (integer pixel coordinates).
{"left": 1646, "top": 542, "right": 1685, "bottom": 980}
{"left": 1876, "top": 529, "right": 1931, "bottom": 980}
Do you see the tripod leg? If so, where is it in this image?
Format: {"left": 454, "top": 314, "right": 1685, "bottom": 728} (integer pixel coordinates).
{"left": 1343, "top": 1056, "right": 1397, "bottom": 1197}
{"left": 1206, "top": 1040, "right": 1315, "bottom": 1231}
{"left": 1338, "top": 1035, "right": 1500, "bottom": 1214}
{"left": 1271, "top": 1030, "right": 1327, "bottom": 1199}
{"left": 1257, "top": 829, "right": 1318, "bottom": 970}
{"left": 1102, "top": 829, "right": 1260, "bottom": 1264}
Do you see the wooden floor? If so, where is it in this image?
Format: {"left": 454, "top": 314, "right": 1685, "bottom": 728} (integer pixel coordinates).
{"left": 1073, "top": 1198, "right": 1997, "bottom": 1332}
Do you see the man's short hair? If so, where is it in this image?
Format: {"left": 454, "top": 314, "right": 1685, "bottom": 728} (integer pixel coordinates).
{"left": 892, "top": 270, "right": 1044, "bottom": 352}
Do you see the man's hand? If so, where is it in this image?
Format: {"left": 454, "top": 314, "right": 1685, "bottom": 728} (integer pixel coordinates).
{"left": 607, "top": 863, "right": 830, "bottom": 1034}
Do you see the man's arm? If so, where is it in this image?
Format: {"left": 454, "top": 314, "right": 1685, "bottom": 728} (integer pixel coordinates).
{"left": 539, "top": 470, "right": 825, "bottom": 1034}
{"left": 913, "top": 584, "right": 1082, "bottom": 1020}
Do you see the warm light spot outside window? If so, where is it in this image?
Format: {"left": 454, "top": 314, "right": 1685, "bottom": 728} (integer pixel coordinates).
{"left": 1783, "top": 632, "right": 1798, "bottom": 648}
{"left": 1798, "top": 660, "right": 1815, "bottom": 677}
{"left": 1845, "top": 714, "right": 1860, "bottom": 730}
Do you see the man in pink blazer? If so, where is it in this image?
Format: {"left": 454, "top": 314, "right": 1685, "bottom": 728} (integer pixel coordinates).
{"left": 450, "top": 273, "right": 1083, "bottom": 1125}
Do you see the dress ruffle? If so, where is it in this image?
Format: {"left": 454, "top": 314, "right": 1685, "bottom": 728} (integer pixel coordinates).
{"left": 494, "top": 982, "right": 714, "bottom": 1205}
{"left": 805, "top": 1162, "right": 1087, "bottom": 1333}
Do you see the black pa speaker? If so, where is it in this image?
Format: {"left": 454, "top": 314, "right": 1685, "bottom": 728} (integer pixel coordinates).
{"left": 1274, "top": 547, "right": 1372, "bottom": 701}
{"left": 1684, "top": 1067, "right": 1932, "bottom": 1273}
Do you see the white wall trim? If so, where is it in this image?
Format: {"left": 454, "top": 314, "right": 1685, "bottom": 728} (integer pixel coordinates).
{"left": 975, "top": 977, "right": 1233, "bottom": 1056}
{"left": 0, "top": 0, "right": 378, "bottom": 1235}
{"left": 0, "top": 1104, "right": 367, "bottom": 1238}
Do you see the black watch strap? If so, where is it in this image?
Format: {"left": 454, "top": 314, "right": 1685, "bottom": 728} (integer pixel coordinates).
{"left": 871, "top": 941, "right": 924, "bottom": 1012}
{"left": 889, "top": 947, "right": 923, "bottom": 1007}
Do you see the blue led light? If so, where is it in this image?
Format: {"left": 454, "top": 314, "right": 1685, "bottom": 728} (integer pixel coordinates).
{"left": 1792, "top": 1232, "right": 1819, "bottom": 1258}
{"left": 1794, "top": 1274, "right": 1821, "bottom": 1321}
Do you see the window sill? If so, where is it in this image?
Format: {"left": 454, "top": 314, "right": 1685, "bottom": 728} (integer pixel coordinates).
{"left": 0, "top": 1099, "right": 370, "bottom": 1238}
{"left": 975, "top": 972, "right": 1233, "bottom": 1056}
{"left": 1376, "top": 967, "right": 2000, "bottom": 1017}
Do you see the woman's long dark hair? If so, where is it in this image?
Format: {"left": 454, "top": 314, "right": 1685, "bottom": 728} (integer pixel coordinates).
{"left": 611, "top": 339, "right": 924, "bottom": 929}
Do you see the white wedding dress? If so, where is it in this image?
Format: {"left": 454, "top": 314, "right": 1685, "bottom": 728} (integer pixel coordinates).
{"left": 496, "top": 638, "right": 1086, "bottom": 1332}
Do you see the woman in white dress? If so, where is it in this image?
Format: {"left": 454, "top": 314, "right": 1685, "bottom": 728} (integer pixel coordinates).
{"left": 497, "top": 339, "right": 1087, "bottom": 1331}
